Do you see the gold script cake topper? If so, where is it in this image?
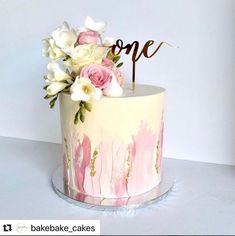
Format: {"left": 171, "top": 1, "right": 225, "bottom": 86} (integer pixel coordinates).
{"left": 111, "top": 39, "right": 174, "bottom": 89}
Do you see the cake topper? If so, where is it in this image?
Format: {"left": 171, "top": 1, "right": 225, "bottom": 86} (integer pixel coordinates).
{"left": 112, "top": 39, "right": 173, "bottom": 89}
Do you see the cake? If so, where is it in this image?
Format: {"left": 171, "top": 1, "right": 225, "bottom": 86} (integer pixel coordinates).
{"left": 60, "top": 85, "right": 165, "bottom": 200}
{"left": 42, "top": 16, "right": 166, "bottom": 204}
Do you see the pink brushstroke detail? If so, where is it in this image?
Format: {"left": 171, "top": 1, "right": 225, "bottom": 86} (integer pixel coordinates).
{"left": 157, "top": 122, "right": 164, "bottom": 174}
{"left": 127, "top": 122, "right": 157, "bottom": 196}
{"left": 68, "top": 120, "right": 163, "bottom": 198}
{"left": 115, "top": 196, "right": 129, "bottom": 206}
{"left": 128, "top": 142, "right": 136, "bottom": 161}
{"left": 99, "top": 139, "right": 113, "bottom": 196}
{"left": 114, "top": 176, "right": 127, "bottom": 197}
{"left": 73, "top": 135, "right": 91, "bottom": 194}
{"left": 112, "top": 140, "right": 128, "bottom": 198}
{"left": 83, "top": 164, "right": 93, "bottom": 195}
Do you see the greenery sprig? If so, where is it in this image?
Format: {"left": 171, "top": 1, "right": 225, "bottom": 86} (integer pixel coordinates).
{"left": 74, "top": 101, "right": 92, "bottom": 124}
{"left": 107, "top": 50, "right": 124, "bottom": 68}
{"left": 43, "top": 93, "right": 58, "bottom": 109}
{"left": 43, "top": 80, "right": 72, "bottom": 109}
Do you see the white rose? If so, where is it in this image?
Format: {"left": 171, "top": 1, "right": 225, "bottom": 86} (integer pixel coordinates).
{"left": 93, "top": 45, "right": 109, "bottom": 60}
{"left": 67, "top": 44, "right": 108, "bottom": 73}
{"left": 71, "top": 44, "right": 95, "bottom": 61}
{"left": 70, "top": 77, "right": 102, "bottom": 102}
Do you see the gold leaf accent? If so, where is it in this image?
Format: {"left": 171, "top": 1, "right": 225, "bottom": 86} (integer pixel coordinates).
{"left": 125, "top": 155, "right": 132, "bottom": 185}
{"left": 64, "top": 137, "right": 71, "bottom": 169}
{"left": 155, "top": 140, "right": 160, "bottom": 173}
{"left": 90, "top": 148, "right": 98, "bottom": 177}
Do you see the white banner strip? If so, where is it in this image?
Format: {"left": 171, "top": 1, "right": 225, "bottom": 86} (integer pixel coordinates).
{"left": 0, "top": 220, "right": 100, "bottom": 235}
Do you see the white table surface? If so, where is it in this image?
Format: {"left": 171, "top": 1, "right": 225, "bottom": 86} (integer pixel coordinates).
{"left": 0, "top": 136, "right": 235, "bottom": 235}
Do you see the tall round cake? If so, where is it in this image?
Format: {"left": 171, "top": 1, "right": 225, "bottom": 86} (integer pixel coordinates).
{"left": 42, "top": 16, "right": 168, "bottom": 205}
{"left": 60, "top": 84, "right": 165, "bottom": 199}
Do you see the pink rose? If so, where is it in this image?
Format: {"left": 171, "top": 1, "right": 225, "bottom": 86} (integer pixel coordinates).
{"left": 80, "top": 64, "right": 112, "bottom": 89}
{"left": 102, "top": 58, "right": 114, "bottom": 68}
{"left": 113, "top": 68, "right": 125, "bottom": 87}
{"left": 77, "top": 31, "right": 99, "bottom": 45}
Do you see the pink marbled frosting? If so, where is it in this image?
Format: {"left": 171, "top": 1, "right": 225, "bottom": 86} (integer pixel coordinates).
{"left": 63, "top": 121, "right": 164, "bottom": 199}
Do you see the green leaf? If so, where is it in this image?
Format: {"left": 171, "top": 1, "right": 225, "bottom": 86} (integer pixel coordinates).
{"left": 49, "top": 95, "right": 58, "bottom": 109}
{"left": 116, "top": 62, "right": 124, "bottom": 68}
{"left": 74, "top": 101, "right": 88, "bottom": 124}
{"left": 80, "top": 113, "right": 85, "bottom": 123}
{"left": 106, "top": 50, "right": 115, "bottom": 60}
{"left": 80, "top": 101, "right": 85, "bottom": 107}
{"left": 43, "top": 85, "right": 49, "bottom": 90}
{"left": 59, "top": 80, "right": 69, "bottom": 84}
{"left": 84, "top": 102, "right": 92, "bottom": 112}
{"left": 70, "top": 72, "right": 77, "bottom": 79}
{"left": 74, "top": 109, "right": 80, "bottom": 124}
{"left": 44, "top": 94, "right": 55, "bottom": 99}
{"left": 49, "top": 101, "right": 55, "bottom": 109}
{"left": 80, "top": 106, "right": 86, "bottom": 116}
{"left": 113, "top": 55, "right": 120, "bottom": 63}
{"left": 63, "top": 55, "right": 70, "bottom": 61}
{"left": 43, "top": 76, "right": 48, "bottom": 80}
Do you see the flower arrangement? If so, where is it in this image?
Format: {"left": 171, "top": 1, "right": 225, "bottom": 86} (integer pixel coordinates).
{"left": 42, "top": 16, "right": 124, "bottom": 124}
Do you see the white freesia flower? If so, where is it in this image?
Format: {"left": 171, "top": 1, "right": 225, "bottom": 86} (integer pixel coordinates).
{"left": 47, "top": 82, "right": 68, "bottom": 96}
{"left": 84, "top": 16, "right": 105, "bottom": 33}
{"left": 103, "top": 37, "right": 115, "bottom": 46}
{"left": 52, "top": 22, "right": 77, "bottom": 53}
{"left": 70, "top": 77, "right": 102, "bottom": 102}
{"left": 66, "top": 44, "right": 108, "bottom": 73}
{"left": 103, "top": 73, "right": 123, "bottom": 97}
{"left": 42, "top": 38, "right": 65, "bottom": 59}
{"left": 46, "top": 62, "right": 72, "bottom": 83}
{"left": 45, "top": 62, "right": 72, "bottom": 96}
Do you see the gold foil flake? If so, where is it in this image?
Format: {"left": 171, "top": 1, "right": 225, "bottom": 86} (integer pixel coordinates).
{"left": 64, "top": 137, "right": 71, "bottom": 169}
{"left": 90, "top": 148, "right": 98, "bottom": 177}
{"left": 155, "top": 140, "right": 160, "bottom": 173}
{"left": 125, "top": 155, "right": 132, "bottom": 185}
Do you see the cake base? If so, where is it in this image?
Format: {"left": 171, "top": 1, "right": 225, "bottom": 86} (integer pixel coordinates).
{"left": 51, "top": 166, "right": 174, "bottom": 211}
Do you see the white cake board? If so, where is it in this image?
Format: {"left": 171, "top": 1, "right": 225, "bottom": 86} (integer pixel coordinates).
{"left": 51, "top": 166, "right": 174, "bottom": 211}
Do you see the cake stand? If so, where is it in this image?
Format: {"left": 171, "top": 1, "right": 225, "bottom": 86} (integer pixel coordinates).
{"left": 52, "top": 166, "right": 174, "bottom": 211}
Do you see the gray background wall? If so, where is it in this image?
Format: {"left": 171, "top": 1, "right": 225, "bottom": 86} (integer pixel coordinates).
{"left": 1, "top": 0, "right": 235, "bottom": 165}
